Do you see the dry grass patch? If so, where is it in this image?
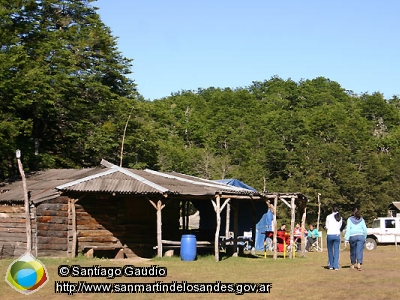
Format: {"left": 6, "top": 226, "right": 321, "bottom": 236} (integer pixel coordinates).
{"left": 1, "top": 246, "right": 399, "bottom": 299}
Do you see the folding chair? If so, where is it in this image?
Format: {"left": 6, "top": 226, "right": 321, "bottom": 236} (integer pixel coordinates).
{"left": 311, "top": 231, "right": 323, "bottom": 252}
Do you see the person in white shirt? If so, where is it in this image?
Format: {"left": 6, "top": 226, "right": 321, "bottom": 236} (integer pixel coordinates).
{"left": 325, "top": 206, "right": 343, "bottom": 270}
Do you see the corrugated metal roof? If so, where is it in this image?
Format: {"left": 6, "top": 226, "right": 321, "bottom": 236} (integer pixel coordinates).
{"left": 0, "top": 168, "right": 105, "bottom": 203}
{"left": 55, "top": 161, "right": 259, "bottom": 197}
{"left": 0, "top": 161, "right": 263, "bottom": 204}
{"left": 0, "top": 161, "right": 311, "bottom": 205}
{"left": 144, "top": 169, "right": 254, "bottom": 193}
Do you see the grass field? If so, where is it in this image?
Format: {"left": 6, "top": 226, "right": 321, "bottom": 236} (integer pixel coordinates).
{"left": 1, "top": 245, "right": 399, "bottom": 300}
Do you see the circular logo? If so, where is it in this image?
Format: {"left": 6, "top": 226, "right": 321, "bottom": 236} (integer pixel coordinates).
{"left": 5, "top": 252, "right": 49, "bottom": 294}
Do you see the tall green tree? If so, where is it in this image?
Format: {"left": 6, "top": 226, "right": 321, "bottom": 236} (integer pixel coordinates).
{"left": 147, "top": 76, "right": 400, "bottom": 224}
{"left": 0, "top": 0, "right": 141, "bottom": 177}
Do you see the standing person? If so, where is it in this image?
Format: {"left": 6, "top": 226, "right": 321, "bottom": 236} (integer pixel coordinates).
{"left": 345, "top": 207, "right": 367, "bottom": 271}
{"left": 325, "top": 207, "right": 343, "bottom": 270}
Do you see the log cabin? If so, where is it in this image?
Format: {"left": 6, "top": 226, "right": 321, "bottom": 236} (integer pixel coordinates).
{"left": 0, "top": 159, "right": 309, "bottom": 261}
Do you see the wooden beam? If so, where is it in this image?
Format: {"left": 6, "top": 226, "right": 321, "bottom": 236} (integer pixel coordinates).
{"left": 266, "top": 200, "right": 275, "bottom": 215}
{"left": 251, "top": 201, "right": 256, "bottom": 251}
{"left": 148, "top": 199, "right": 158, "bottom": 210}
{"left": 157, "top": 200, "right": 163, "bottom": 258}
{"left": 67, "top": 198, "right": 71, "bottom": 256}
{"left": 213, "top": 195, "right": 221, "bottom": 262}
{"left": 31, "top": 204, "right": 37, "bottom": 257}
{"left": 16, "top": 152, "right": 31, "bottom": 254}
{"left": 161, "top": 240, "right": 212, "bottom": 246}
{"left": 289, "top": 197, "right": 295, "bottom": 259}
{"left": 225, "top": 203, "right": 230, "bottom": 239}
{"left": 279, "top": 197, "right": 291, "bottom": 208}
{"left": 233, "top": 201, "right": 239, "bottom": 255}
{"left": 219, "top": 195, "right": 264, "bottom": 200}
{"left": 211, "top": 199, "right": 217, "bottom": 211}
{"left": 317, "top": 193, "right": 321, "bottom": 232}
{"left": 185, "top": 201, "right": 189, "bottom": 231}
{"left": 301, "top": 206, "right": 307, "bottom": 257}
{"left": 149, "top": 199, "right": 165, "bottom": 258}
{"left": 71, "top": 199, "right": 77, "bottom": 258}
{"left": 182, "top": 200, "right": 186, "bottom": 231}
{"left": 220, "top": 198, "right": 230, "bottom": 212}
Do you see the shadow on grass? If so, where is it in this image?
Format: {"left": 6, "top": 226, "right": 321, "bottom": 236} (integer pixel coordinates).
{"left": 322, "top": 265, "right": 352, "bottom": 270}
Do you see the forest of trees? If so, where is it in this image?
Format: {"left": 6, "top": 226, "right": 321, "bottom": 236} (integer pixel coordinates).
{"left": 1, "top": 0, "right": 400, "bottom": 225}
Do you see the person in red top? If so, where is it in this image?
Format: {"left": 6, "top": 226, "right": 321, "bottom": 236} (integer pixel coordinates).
{"left": 277, "top": 224, "right": 290, "bottom": 251}
{"left": 278, "top": 224, "right": 286, "bottom": 231}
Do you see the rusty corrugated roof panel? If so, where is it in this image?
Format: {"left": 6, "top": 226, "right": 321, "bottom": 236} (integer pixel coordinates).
{"left": 0, "top": 161, "right": 266, "bottom": 204}
{"left": 54, "top": 161, "right": 260, "bottom": 197}
{"left": 150, "top": 170, "right": 256, "bottom": 194}
{"left": 0, "top": 168, "right": 104, "bottom": 203}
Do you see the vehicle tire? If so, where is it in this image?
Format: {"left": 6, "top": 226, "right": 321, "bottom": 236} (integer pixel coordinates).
{"left": 365, "top": 238, "right": 377, "bottom": 250}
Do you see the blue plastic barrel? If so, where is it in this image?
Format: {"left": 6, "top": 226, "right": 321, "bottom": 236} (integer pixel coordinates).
{"left": 180, "top": 234, "right": 197, "bottom": 261}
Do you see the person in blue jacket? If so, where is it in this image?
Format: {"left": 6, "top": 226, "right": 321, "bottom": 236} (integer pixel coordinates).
{"left": 345, "top": 207, "right": 367, "bottom": 271}
{"left": 306, "top": 224, "right": 319, "bottom": 251}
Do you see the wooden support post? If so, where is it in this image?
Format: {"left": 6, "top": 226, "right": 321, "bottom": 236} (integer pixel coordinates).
{"left": 182, "top": 200, "right": 186, "bottom": 231}
{"left": 266, "top": 200, "right": 275, "bottom": 215}
{"left": 289, "top": 197, "right": 295, "bottom": 259}
{"left": 68, "top": 199, "right": 71, "bottom": 255}
{"left": 284, "top": 240, "right": 286, "bottom": 259}
{"left": 317, "top": 193, "right": 321, "bottom": 232}
{"left": 156, "top": 201, "right": 163, "bottom": 257}
{"left": 31, "top": 204, "right": 37, "bottom": 257}
{"left": 233, "top": 201, "right": 239, "bottom": 255}
{"left": 273, "top": 195, "right": 278, "bottom": 260}
{"left": 211, "top": 196, "right": 229, "bottom": 261}
{"left": 212, "top": 195, "right": 221, "bottom": 262}
{"left": 301, "top": 206, "right": 307, "bottom": 257}
{"left": 251, "top": 202, "right": 256, "bottom": 252}
{"left": 68, "top": 197, "right": 79, "bottom": 258}
{"left": 16, "top": 150, "right": 31, "bottom": 254}
{"left": 185, "top": 201, "right": 189, "bottom": 231}
{"left": 71, "top": 199, "right": 77, "bottom": 258}
{"left": 225, "top": 203, "right": 230, "bottom": 238}
{"left": 149, "top": 199, "right": 165, "bottom": 258}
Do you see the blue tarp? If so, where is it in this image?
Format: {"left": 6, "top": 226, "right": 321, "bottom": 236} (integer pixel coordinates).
{"left": 215, "top": 179, "right": 257, "bottom": 191}
{"left": 191, "top": 179, "right": 274, "bottom": 250}
{"left": 255, "top": 210, "right": 274, "bottom": 250}
{"left": 215, "top": 179, "right": 274, "bottom": 250}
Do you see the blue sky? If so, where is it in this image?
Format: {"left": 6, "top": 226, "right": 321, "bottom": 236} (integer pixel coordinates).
{"left": 95, "top": 0, "right": 400, "bottom": 101}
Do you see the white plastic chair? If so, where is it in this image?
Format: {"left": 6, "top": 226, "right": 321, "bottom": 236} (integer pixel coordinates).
{"left": 311, "top": 231, "right": 323, "bottom": 252}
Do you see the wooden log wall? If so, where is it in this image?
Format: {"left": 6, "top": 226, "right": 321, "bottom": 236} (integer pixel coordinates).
{"left": 1, "top": 195, "right": 181, "bottom": 259}
{"left": 76, "top": 196, "right": 180, "bottom": 258}
{"left": 0, "top": 204, "right": 27, "bottom": 258}
{"left": 31, "top": 204, "right": 37, "bottom": 257}
{"left": 36, "top": 197, "right": 69, "bottom": 257}
{"left": 75, "top": 198, "right": 121, "bottom": 251}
